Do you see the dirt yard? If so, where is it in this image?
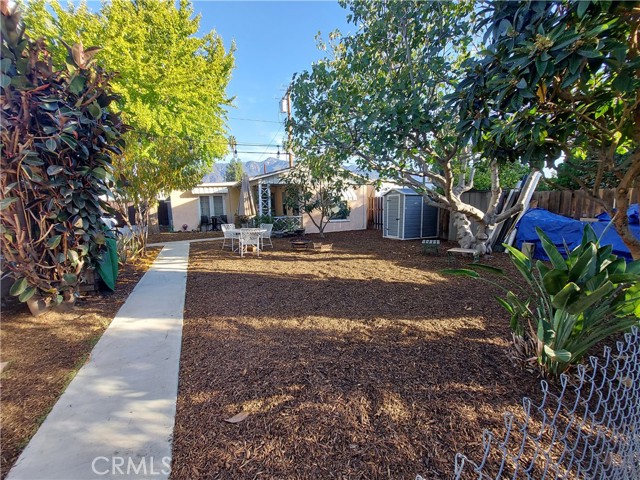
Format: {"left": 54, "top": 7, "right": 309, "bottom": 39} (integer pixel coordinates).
{"left": 0, "top": 251, "right": 159, "bottom": 479}
{"left": 172, "top": 230, "right": 542, "bottom": 479}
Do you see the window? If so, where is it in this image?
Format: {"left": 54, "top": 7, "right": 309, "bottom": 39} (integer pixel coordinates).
{"left": 212, "top": 196, "right": 224, "bottom": 216}
{"left": 330, "top": 200, "right": 350, "bottom": 221}
{"left": 200, "top": 195, "right": 225, "bottom": 217}
{"left": 199, "top": 196, "right": 210, "bottom": 218}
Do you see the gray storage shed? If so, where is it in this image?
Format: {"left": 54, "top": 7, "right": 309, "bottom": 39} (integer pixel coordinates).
{"left": 383, "top": 188, "right": 439, "bottom": 240}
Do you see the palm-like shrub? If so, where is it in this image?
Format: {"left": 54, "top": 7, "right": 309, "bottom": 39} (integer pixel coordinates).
{"left": 445, "top": 225, "right": 640, "bottom": 377}
{"left": 1, "top": 4, "right": 125, "bottom": 305}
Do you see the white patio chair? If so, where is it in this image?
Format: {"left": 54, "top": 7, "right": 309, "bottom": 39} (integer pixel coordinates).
{"left": 238, "top": 228, "right": 262, "bottom": 257}
{"left": 259, "top": 223, "right": 273, "bottom": 248}
{"left": 221, "top": 223, "right": 237, "bottom": 250}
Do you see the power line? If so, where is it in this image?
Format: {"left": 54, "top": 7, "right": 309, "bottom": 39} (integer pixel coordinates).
{"left": 235, "top": 150, "right": 282, "bottom": 155}
{"left": 257, "top": 125, "right": 285, "bottom": 163}
{"left": 228, "top": 116, "right": 284, "bottom": 124}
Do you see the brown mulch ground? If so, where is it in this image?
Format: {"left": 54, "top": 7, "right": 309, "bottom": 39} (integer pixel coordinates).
{"left": 0, "top": 250, "right": 159, "bottom": 479}
{"left": 172, "top": 230, "right": 543, "bottom": 480}
{"left": 147, "top": 230, "right": 223, "bottom": 244}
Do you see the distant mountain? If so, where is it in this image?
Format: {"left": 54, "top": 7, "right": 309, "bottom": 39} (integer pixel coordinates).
{"left": 201, "top": 157, "right": 290, "bottom": 183}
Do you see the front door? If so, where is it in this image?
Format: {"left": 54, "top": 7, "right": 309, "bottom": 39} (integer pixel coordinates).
{"left": 385, "top": 194, "right": 400, "bottom": 238}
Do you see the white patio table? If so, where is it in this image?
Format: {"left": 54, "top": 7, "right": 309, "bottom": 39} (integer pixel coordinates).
{"left": 226, "top": 228, "right": 265, "bottom": 255}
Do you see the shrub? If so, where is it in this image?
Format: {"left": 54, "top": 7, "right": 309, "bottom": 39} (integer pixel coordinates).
{"left": 0, "top": 4, "right": 126, "bottom": 305}
{"left": 444, "top": 225, "right": 640, "bottom": 377}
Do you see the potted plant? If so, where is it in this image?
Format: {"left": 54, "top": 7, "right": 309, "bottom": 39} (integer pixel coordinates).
{"left": 235, "top": 214, "right": 251, "bottom": 228}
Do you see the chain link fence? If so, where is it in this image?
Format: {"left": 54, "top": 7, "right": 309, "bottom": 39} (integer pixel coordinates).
{"left": 446, "top": 327, "right": 639, "bottom": 480}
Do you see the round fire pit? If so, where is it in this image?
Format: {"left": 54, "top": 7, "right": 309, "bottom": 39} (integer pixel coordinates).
{"left": 289, "top": 238, "right": 311, "bottom": 250}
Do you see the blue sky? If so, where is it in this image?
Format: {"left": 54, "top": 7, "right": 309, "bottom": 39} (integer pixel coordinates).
{"left": 193, "top": 1, "right": 353, "bottom": 164}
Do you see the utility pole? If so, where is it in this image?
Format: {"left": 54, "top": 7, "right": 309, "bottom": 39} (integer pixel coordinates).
{"left": 281, "top": 88, "right": 294, "bottom": 168}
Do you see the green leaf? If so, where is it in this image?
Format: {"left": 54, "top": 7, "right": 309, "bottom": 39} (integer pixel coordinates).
{"left": 60, "top": 135, "right": 78, "bottom": 149}
{"left": 18, "top": 286, "right": 37, "bottom": 302}
{"left": 537, "top": 319, "right": 555, "bottom": 344}
{"left": 626, "top": 261, "right": 640, "bottom": 275}
{"left": 577, "top": 49, "right": 601, "bottom": 59}
{"left": 0, "top": 197, "right": 19, "bottom": 211}
{"left": 47, "top": 165, "right": 64, "bottom": 176}
{"left": 22, "top": 156, "right": 45, "bottom": 166}
{"left": 608, "top": 273, "right": 640, "bottom": 284}
{"left": 468, "top": 264, "right": 504, "bottom": 275}
{"left": 62, "top": 273, "right": 78, "bottom": 284}
{"left": 45, "top": 138, "right": 57, "bottom": 152}
{"left": 69, "top": 75, "right": 86, "bottom": 94}
{"left": 68, "top": 249, "right": 80, "bottom": 264}
{"left": 543, "top": 345, "right": 572, "bottom": 362}
{"left": 0, "top": 73, "right": 11, "bottom": 88}
{"left": 88, "top": 102, "right": 102, "bottom": 119}
{"left": 576, "top": 1, "right": 589, "bottom": 19}
{"left": 46, "top": 235, "right": 62, "bottom": 249}
{"left": 92, "top": 167, "right": 107, "bottom": 180}
{"left": 542, "top": 269, "right": 568, "bottom": 296}
{"left": 536, "top": 227, "right": 568, "bottom": 270}
{"left": 440, "top": 268, "right": 480, "bottom": 278}
{"left": 93, "top": 232, "right": 106, "bottom": 245}
{"left": 565, "top": 281, "right": 615, "bottom": 315}
{"left": 568, "top": 244, "right": 596, "bottom": 282}
{"left": 9, "top": 277, "right": 28, "bottom": 296}
{"left": 551, "top": 282, "right": 580, "bottom": 309}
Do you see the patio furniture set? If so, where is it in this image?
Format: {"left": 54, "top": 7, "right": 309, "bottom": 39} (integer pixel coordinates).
{"left": 221, "top": 223, "right": 273, "bottom": 257}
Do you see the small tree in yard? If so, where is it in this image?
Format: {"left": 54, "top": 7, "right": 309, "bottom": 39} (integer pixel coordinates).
{"left": 282, "top": 161, "right": 352, "bottom": 238}
{"left": 226, "top": 158, "right": 244, "bottom": 182}
{"left": 288, "top": 0, "right": 539, "bottom": 255}
{"left": 0, "top": 2, "right": 125, "bottom": 306}
{"left": 453, "top": 0, "right": 640, "bottom": 259}
{"left": 24, "top": 0, "right": 235, "bottom": 253}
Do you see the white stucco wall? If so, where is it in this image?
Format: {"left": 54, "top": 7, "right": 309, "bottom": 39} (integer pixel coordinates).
{"left": 170, "top": 188, "right": 240, "bottom": 231}
{"left": 169, "top": 191, "right": 200, "bottom": 231}
{"left": 303, "top": 185, "right": 371, "bottom": 235}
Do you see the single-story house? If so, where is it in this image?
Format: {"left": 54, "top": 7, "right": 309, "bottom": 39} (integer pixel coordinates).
{"left": 167, "top": 168, "right": 372, "bottom": 234}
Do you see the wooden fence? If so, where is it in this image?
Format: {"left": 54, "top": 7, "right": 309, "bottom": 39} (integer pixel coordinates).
{"left": 369, "top": 188, "right": 638, "bottom": 240}
{"left": 368, "top": 196, "right": 384, "bottom": 230}
{"left": 531, "top": 188, "right": 638, "bottom": 219}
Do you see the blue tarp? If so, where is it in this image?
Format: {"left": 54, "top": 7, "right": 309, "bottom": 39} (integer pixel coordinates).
{"left": 514, "top": 206, "right": 640, "bottom": 262}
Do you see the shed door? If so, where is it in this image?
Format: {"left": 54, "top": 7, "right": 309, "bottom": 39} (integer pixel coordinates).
{"left": 385, "top": 194, "right": 400, "bottom": 238}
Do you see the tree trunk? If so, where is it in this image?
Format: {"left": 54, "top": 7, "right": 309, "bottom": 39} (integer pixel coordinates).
{"left": 613, "top": 188, "right": 640, "bottom": 260}
{"left": 453, "top": 212, "right": 475, "bottom": 249}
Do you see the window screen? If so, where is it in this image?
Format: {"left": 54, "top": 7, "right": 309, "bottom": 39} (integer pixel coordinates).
{"left": 212, "top": 196, "right": 223, "bottom": 216}
{"left": 199, "top": 196, "right": 210, "bottom": 217}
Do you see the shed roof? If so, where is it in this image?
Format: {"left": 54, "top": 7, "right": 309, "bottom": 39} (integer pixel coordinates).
{"left": 383, "top": 187, "right": 420, "bottom": 196}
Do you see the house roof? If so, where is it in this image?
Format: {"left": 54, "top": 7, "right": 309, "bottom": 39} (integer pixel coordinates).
{"left": 249, "top": 167, "right": 292, "bottom": 183}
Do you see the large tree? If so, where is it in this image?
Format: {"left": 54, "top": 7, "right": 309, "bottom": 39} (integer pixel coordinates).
{"left": 288, "top": 0, "right": 538, "bottom": 254}
{"left": 453, "top": 0, "right": 640, "bottom": 259}
{"left": 24, "top": 0, "right": 234, "bottom": 248}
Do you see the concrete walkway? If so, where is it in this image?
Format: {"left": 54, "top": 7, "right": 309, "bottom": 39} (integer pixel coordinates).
{"left": 8, "top": 242, "right": 190, "bottom": 480}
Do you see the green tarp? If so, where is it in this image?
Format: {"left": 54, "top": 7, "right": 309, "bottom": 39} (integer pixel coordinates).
{"left": 96, "top": 237, "right": 118, "bottom": 291}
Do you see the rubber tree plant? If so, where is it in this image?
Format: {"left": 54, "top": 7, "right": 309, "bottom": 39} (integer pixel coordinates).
{"left": 445, "top": 225, "right": 640, "bottom": 377}
{"left": 0, "top": 2, "right": 125, "bottom": 308}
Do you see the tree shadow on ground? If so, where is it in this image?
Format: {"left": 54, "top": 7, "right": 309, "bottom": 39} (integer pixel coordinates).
{"left": 173, "top": 231, "right": 541, "bottom": 479}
